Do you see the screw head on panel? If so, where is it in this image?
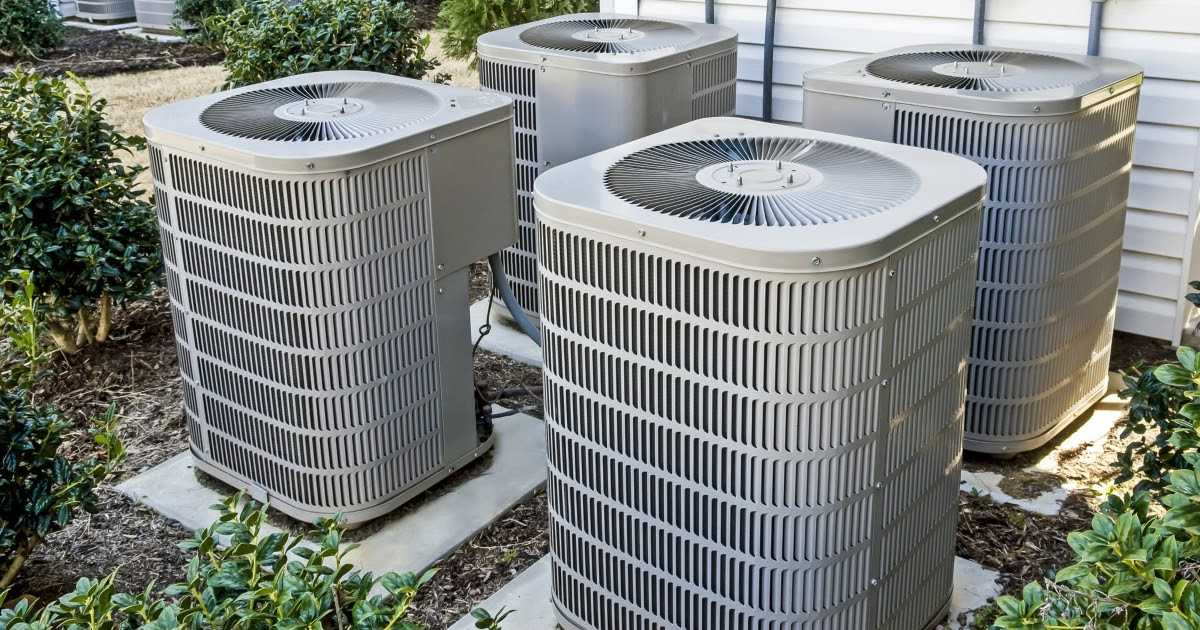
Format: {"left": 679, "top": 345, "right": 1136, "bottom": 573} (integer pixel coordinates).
{"left": 932, "top": 215, "right": 940, "bottom": 222}
{"left": 888, "top": 269, "right": 896, "bottom": 277}
{"left": 881, "top": 103, "right": 890, "bottom": 110}
{"left": 874, "top": 482, "right": 883, "bottom": 489}
{"left": 811, "top": 257, "right": 821, "bottom": 265}
{"left": 305, "top": 162, "right": 314, "bottom": 169}
{"left": 881, "top": 91, "right": 891, "bottom": 98}
{"left": 1033, "top": 106, "right": 1041, "bottom": 113}
{"left": 637, "top": 229, "right": 646, "bottom": 237}
{"left": 438, "top": 288, "right": 445, "bottom": 294}
{"left": 437, "top": 264, "right": 445, "bottom": 270}
{"left": 199, "top": 145, "right": 205, "bottom": 151}
{"left": 881, "top": 379, "right": 890, "bottom": 386}
{"left": 870, "top": 578, "right": 879, "bottom": 587}
{"left": 429, "top": 133, "right": 437, "bottom": 140}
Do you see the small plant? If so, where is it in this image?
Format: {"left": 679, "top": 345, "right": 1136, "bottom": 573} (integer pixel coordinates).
{"left": 0, "top": 69, "right": 163, "bottom": 353}
{"left": 1115, "top": 360, "right": 1193, "bottom": 492}
{"left": 209, "top": 0, "right": 444, "bottom": 90}
{"left": 993, "top": 347, "right": 1200, "bottom": 629}
{"left": 437, "top": 0, "right": 598, "bottom": 69}
{"left": 1, "top": 494, "right": 504, "bottom": 629}
{"left": 0, "top": 0, "right": 66, "bottom": 59}
{"left": 470, "top": 606, "right": 514, "bottom": 629}
{"left": 0, "top": 270, "right": 126, "bottom": 590}
{"left": 174, "top": 0, "right": 240, "bottom": 44}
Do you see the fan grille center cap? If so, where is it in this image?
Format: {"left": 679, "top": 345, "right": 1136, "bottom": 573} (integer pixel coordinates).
{"left": 931, "top": 61, "right": 1026, "bottom": 78}
{"left": 574, "top": 27, "right": 645, "bottom": 42}
{"left": 697, "top": 160, "right": 819, "bottom": 194}
{"left": 277, "top": 98, "right": 366, "bottom": 121}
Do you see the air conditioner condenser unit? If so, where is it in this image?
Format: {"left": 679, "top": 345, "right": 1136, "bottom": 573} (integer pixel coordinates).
{"left": 803, "top": 45, "right": 1143, "bottom": 454}
{"left": 477, "top": 12, "right": 738, "bottom": 324}
{"left": 536, "top": 117, "right": 986, "bottom": 629}
{"left": 77, "top": 0, "right": 135, "bottom": 21}
{"left": 143, "top": 71, "right": 517, "bottom": 524}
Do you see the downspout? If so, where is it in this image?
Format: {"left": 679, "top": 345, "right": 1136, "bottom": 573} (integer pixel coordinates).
{"left": 1087, "top": 0, "right": 1106, "bottom": 55}
{"left": 705, "top": 0, "right": 714, "bottom": 24}
{"left": 763, "top": 0, "right": 777, "bottom": 120}
{"left": 972, "top": 0, "right": 986, "bottom": 45}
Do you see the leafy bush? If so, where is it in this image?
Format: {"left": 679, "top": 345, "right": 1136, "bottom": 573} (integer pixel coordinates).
{"left": 437, "top": 0, "right": 598, "bottom": 68}
{"left": 0, "top": 69, "right": 163, "bottom": 353}
{"left": 0, "top": 273, "right": 125, "bottom": 590}
{"left": 210, "top": 0, "right": 445, "bottom": 90}
{"left": 0, "top": 0, "right": 66, "bottom": 58}
{"left": 993, "top": 347, "right": 1200, "bottom": 629}
{"left": 1115, "top": 362, "right": 1193, "bottom": 492}
{"left": 0, "top": 495, "right": 512, "bottom": 628}
{"left": 174, "top": 0, "right": 240, "bottom": 44}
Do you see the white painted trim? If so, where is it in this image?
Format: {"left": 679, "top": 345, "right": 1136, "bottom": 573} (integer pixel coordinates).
{"left": 1175, "top": 128, "right": 1200, "bottom": 345}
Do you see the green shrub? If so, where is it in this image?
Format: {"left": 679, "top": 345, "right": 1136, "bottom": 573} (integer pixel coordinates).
{"left": 0, "top": 495, "right": 513, "bottom": 629}
{"left": 0, "top": 274, "right": 125, "bottom": 590}
{"left": 0, "top": 0, "right": 66, "bottom": 58}
{"left": 994, "top": 347, "right": 1200, "bottom": 629}
{"left": 437, "top": 0, "right": 598, "bottom": 69}
{"left": 174, "top": 0, "right": 240, "bottom": 44}
{"left": 210, "top": 0, "right": 444, "bottom": 90}
{"left": 1115, "top": 361, "right": 1193, "bottom": 493}
{"left": 0, "top": 69, "right": 163, "bottom": 353}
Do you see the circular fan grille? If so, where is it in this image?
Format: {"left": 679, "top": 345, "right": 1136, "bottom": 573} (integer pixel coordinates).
{"left": 518, "top": 18, "right": 698, "bottom": 54}
{"left": 200, "top": 82, "right": 443, "bottom": 142}
{"left": 865, "top": 49, "right": 1096, "bottom": 92}
{"left": 604, "top": 138, "right": 920, "bottom": 226}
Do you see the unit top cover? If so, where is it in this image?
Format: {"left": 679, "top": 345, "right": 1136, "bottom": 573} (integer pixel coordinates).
{"left": 476, "top": 12, "right": 737, "bottom": 74}
{"left": 143, "top": 70, "right": 513, "bottom": 173}
{"left": 805, "top": 44, "right": 1143, "bottom": 116}
{"left": 535, "top": 117, "right": 986, "bottom": 273}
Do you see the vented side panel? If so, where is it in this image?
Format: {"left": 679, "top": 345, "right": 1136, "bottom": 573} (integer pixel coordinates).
{"left": 152, "top": 148, "right": 446, "bottom": 518}
{"left": 134, "top": 0, "right": 176, "bottom": 30}
{"left": 692, "top": 51, "right": 737, "bottom": 119}
{"left": 483, "top": 49, "right": 737, "bottom": 322}
{"left": 893, "top": 89, "right": 1139, "bottom": 451}
{"left": 76, "top": 0, "right": 134, "bottom": 19}
{"left": 539, "top": 205, "right": 979, "bottom": 628}
{"left": 480, "top": 59, "right": 542, "bottom": 320}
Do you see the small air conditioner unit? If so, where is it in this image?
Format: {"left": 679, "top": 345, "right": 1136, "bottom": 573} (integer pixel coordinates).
{"left": 536, "top": 117, "right": 985, "bottom": 630}
{"left": 135, "top": 0, "right": 182, "bottom": 31}
{"left": 803, "top": 45, "right": 1143, "bottom": 454}
{"left": 52, "top": 0, "right": 78, "bottom": 19}
{"left": 477, "top": 12, "right": 737, "bottom": 324}
{"left": 143, "top": 71, "right": 516, "bottom": 524}
{"left": 77, "top": 0, "right": 134, "bottom": 21}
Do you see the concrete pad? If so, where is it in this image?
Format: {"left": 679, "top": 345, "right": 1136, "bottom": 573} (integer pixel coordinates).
{"left": 948, "top": 556, "right": 1003, "bottom": 627}
{"left": 470, "top": 299, "right": 542, "bottom": 368}
{"left": 960, "top": 468, "right": 1070, "bottom": 516}
{"left": 64, "top": 18, "right": 137, "bottom": 31}
{"left": 448, "top": 555, "right": 1002, "bottom": 630}
{"left": 448, "top": 556, "right": 557, "bottom": 630}
{"left": 124, "top": 28, "right": 186, "bottom": 43}
{"left": 118, "top": 412, "right": 547, "bottom": 577}
{"left": 342, "top": 412, "right": 546, "bottom": 575}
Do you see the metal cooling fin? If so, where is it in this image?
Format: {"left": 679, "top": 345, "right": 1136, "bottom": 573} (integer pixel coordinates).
{"left": 518, "top": 18, "right": 699, "bottom": 54}
{"left": 865, "top": 49, "right": 1097, "bottom": 92}
{"left": 200, "top": 81, "right": 443, "bottom": 142}
{"left": 604, "top": 137, "right": 920, "bottom": 226}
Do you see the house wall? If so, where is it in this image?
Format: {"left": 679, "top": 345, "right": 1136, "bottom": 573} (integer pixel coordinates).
{"left": 603, "top": 0, "right": 1200, "bottom": 344}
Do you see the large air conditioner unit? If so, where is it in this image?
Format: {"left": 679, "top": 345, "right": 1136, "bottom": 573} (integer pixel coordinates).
{"left": 135, "top": 0, "right": 182, "bottom": 32}
{"left": 536, "top": 117, "right": 986, "bottom": 630}
{"left": 77, "top": 0, "right": 134, "bottom": 21}
{"left": 803, "top": 45, "right": 1143, "bottom": 454}
{"left": 143, "top": 71, "right": 516, "bottom": 524}
{"left": 477, "top": 12, "right": 737, "bottom": 324}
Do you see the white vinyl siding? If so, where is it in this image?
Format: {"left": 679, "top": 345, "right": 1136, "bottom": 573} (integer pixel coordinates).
{"left": 606, "top": 0, "right": 1200, "bottom": 343}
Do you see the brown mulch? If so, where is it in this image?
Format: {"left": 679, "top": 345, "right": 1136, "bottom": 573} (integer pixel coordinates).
{"left": 956, "top": 491, "right": 1094, "bottom": 598}
{"left": 0, "top": 28, "right": 223, "bottom": 79}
